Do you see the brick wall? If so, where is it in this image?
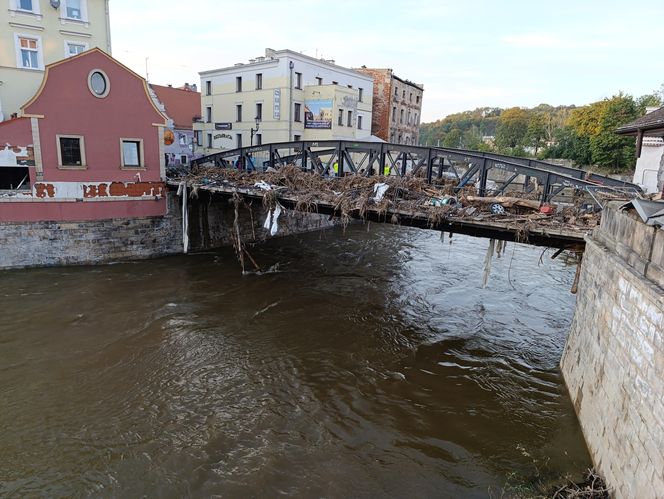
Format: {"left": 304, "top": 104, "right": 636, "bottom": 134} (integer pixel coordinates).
{"left": 561, "top": 203, "right": 664, "bottom": 498}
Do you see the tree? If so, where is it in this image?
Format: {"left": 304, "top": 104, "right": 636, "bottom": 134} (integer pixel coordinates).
{"left": 495, "top": 107, "right": 530, "bottom": 152}
{"left": 442, "top": 128, "right": 463, "bottom": 148}
{"left": 526, "top": 113, "right": 547, "bottom": 154}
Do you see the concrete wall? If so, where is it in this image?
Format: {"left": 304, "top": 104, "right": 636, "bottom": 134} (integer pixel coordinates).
{"left": 0, "top": 190, "right": 337, "bottom": 269}
{"left": 561, "top": 203, "right": 664, "bottom": 498}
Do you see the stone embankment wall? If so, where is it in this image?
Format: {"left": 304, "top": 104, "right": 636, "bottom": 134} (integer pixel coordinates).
{"left": 561, "top": 203, "right": 664, "bottom": 498}
{"left": 0, "top": 190, "right": 337, "bottom": 269}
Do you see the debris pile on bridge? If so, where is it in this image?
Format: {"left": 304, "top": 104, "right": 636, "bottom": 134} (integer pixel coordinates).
{"left": 182, "top": 166, "right": 600, "bottom": 243}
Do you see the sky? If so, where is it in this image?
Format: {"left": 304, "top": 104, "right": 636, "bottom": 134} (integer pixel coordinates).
{"left": 110, "top": 0, "right": 664, "bottom": 122}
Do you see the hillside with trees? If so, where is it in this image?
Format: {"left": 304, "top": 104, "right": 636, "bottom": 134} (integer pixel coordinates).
{"left": 420, "top": 90, "right": 662, "bottom": 173}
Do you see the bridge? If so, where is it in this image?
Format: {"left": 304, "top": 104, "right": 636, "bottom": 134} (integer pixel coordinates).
{"left": 178, "top": 141, "right": 642, "bottom": 249}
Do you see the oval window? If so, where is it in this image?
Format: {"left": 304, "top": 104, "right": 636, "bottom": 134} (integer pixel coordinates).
{"left": 88, "top": 70, "right": 110, "bottom": 98}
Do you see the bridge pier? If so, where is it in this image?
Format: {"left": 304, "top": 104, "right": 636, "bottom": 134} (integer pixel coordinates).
{"left": 183, "top": 189, "right": 338, "bottom": 253}
{"left": 561, "top": 203, "right": 664, "bottom": 498}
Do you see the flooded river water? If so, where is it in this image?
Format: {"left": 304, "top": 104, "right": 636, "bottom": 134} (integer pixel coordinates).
{"left": 0, "top": 224, "right": 591, "bottom": 497}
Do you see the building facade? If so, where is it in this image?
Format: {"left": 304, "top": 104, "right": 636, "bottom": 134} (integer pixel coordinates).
{"left": 0, "top": 0, "right": 112, "bottom": 122}
{"left": 0, "top": 49, "right": 168, "bottom": 222}
{"left": 354, "top": 68, "right": 423, "bottom": 145}
{"left": 616, "top": 106, "right": 664, "bottom": 194}
{"left": 195, "top": 48, "right": 374, "bottom": 154}
{"left": 151, "top": 83, "right": 201, "bottom": 171}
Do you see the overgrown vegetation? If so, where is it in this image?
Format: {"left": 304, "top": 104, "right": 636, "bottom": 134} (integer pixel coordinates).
{"left": 420, "top": 86, "right": 663, "bottom": 173}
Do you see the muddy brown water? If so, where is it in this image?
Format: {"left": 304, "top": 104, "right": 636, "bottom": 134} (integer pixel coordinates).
{"left": 0, "top": 224, "right": 591, "bottom": 497}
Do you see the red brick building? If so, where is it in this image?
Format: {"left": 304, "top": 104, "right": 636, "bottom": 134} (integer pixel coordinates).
{"left": 354, "top": 68, "right": 424, "bottom": 145}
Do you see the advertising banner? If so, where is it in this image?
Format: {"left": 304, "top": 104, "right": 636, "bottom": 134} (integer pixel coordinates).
{"left": 304, "top": 99, "right": 333, "bottom": 129}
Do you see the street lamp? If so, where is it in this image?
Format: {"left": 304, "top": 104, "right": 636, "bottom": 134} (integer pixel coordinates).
{"left": 250, "top": 116, "right": 260, "bottom": 146}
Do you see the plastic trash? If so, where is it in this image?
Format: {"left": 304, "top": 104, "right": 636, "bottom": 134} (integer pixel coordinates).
{"left": 372, "top": 183, "right": 389, "bottom": 202}
{"left": 263, "top": 204, "right": 282, "bottom": 236}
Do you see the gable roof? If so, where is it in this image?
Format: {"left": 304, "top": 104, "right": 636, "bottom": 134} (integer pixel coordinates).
{"left": 21, "top": 48, "right": 168, "bottom": 125}
{"left": 151, "top": 84, "right": 201, "bottom": 129}
{"left": 616, "top": 106, "right": 664, "bottom": 136}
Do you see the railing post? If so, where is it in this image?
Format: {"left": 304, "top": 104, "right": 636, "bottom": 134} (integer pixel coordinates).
{"left": 478, "top": 158, "right": 488, "bottom": 195}
{"left": 379, "top": 143, "right": 386, "bottom": 177}
{"left": 337, "top": 141, "right": 344, "bottom": 177}
{"left": 269, "top": 144, "right": 274, "bottom": 170}
{"left": 426, "top": 148, "right": 433, "bottom": 184}
{"left": 400, "top": 152, "right": 406, "bottom": 177}
{"left": 541, "top": 172, "right": 551, "bottom": 203}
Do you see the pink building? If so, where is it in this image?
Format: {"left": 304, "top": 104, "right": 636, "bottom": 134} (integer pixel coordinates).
{"left": 0, "top": 48, "right": 168, "bottom": 222}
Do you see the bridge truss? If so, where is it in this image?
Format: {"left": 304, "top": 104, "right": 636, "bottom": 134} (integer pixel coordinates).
{"left": 190, "top": 141, "right": 641, "bottom": 208}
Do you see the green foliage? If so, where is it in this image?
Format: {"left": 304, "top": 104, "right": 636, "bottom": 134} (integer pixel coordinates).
{"left": 419, "top": 86, "right": 662, "bottom": 173}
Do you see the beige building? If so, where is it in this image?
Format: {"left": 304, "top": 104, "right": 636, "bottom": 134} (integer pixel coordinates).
{"left": 196, "top": 48, "right": 374, "bottom": 154}
{"left": 0, "top": 0, "right": 112, "bottom": 121}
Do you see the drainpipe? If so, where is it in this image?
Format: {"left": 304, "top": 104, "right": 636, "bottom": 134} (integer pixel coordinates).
{"left": 288, "top": 60, "right": 294, "bottom": 141}
{"left": 105, "top": 0, "right": 112, "bottom": 54}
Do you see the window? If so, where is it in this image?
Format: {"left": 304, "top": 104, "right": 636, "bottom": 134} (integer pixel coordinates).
{"left": 347, "top": 110, "right": 352, "bottom": 127}
{"left": 206, "top": 106, "right": 212, "bottom": 123}
{"left": 316, "top": 77, "right": 322, "bottom": 86}
{"left": 179, "top": 134, "right": 187, "bottom": 146}
{"left": 398, "top": 134, "right": 402, "bottom": 144}
{"left": 409, "top": 93, "right": 413, "bottom": 102}
{"left": 65, "top": 41, "right": 87, "bottom": 57}
{"left": 415, "top": 113, "right": 419, "bottom": 125}
{"left": 205, "top": 80, "right": 211, "bottom": 95}
{"left": 392, "top": 106, "right": 396, "bottom": 121}
{"left": 357, "top": 115, "right": 363, "bottom": 130}
{"left": 294, "top": 134, "right": 301, "bottom": 141}
{"left": 294, "top": 103, "right": 301, "bottom": 122}
{"left": 256, "top": 133, "right": 262, "bottom": 145}
{"left": 408, "top": 110, "right": 411, "bottom": 125}
{"left": 294, "top": 72, "right": 302, "bottom": 89}
{"left": 57, "top": 135, "right": 86, "bottom": 168}
{"left": 17, "top": 0, "right": 35, "bottom": 12}
{"left": 347, "top": 85, "right": 353, "bottom": 89}
{"left": 416, "top": 95, "right": 420, "bottom": 104}
{"left": 196, "top": 131, "right": 202, "bottom": 146}
{"left": 256, "top": 103, "right": 262, "bottom": 121}
{"left": 180, "top": 155, "right": 188, "bottom": 165}
{"left": 120, "top": 139, "right": 143, "bottom": 168}
{"left": 394, "top": 87, "right": 398, "bottom": 97}
{"left": 236, "top": 76, "right": 242, "bottom": 92}
{"left": 255, "top": 73, "right": 262, "bottom": 90}
{"left": 338, "top": 109, "right": 343, "bottom": 126}
{"left": 16, "top": 35, "right": 41, "bottom": 69}
{"left": 87, "top": 69, "right": 109, "bottom": 98}
{"left": 236, "top": 104, "right": 242, "bottom": 122}
{"left": 65, "top": 0, "right": 82, "bottom": 19}
{"left": 400, "top": 109, "right": 404, "bottom": 124}
{"left": 332, "top": 81, "right": 338, "bottom": 85}
{"left": 207, "top": 133, "right": 212, "bottom": 148}
{"left": 358, "top": 88, "right": 363, "bottom": 102}
{"left": 402, "top": 90, "right": 405, "bottom": 99}
{"left": 236, "top": 134, "right": 242, "bottom": 148}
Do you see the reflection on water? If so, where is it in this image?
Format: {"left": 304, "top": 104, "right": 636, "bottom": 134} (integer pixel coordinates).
{"left": 0, "top": 224, "right": 590, "bottom": 497}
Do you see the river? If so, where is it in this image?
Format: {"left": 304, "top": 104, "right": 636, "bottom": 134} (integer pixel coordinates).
{"left": 0, "top": 224, "right": 591, "bottom": 497}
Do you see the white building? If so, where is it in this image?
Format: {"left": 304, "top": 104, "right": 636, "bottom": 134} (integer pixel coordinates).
{"left": 195, "top": 48, "right": 374, "bottom": 153}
